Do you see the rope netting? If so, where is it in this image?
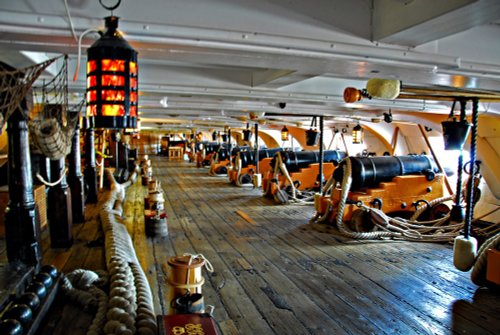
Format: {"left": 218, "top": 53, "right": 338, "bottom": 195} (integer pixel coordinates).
{"left": 28, "top": 56, "right": 81, "bottom": 160}
{"left": 0, "top": 56, "right": 62, "bottom": 131}
{"left": 0, "top": 55, "right": 79, "bottom": 160}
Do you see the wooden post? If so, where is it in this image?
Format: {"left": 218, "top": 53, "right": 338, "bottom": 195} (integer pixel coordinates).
{"left": 418, "top": 124, "right": 454, "bottom": 195}
{"left": 254, "top": 123, "right": 259, "bottom": 174}
{"left": 4, "top": 107, "right": 42, "bottom": 266}
{"left": 67, "top": 119, "right": 85, "bottom": 223}
{"left": 48, "top": 158, "right": 73, "bottom": 248}
{"left": 390, "top": 127, "right": 400, "bottom": 155}
{"left": 318, "top": 115, "right": 324, "bottom": 194}
{"left": 84, "top": 126, "right": 98, "bottom": 203}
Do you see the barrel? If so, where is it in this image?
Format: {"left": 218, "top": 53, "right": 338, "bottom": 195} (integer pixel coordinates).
{"left": 167, "top": 255, "right": 206, "bottom": 314}
{"left": 273, "top": 150, "right": 346, "bottom": 173}
{"left": 333, "top": 155, "right": 438, "bottom": 191}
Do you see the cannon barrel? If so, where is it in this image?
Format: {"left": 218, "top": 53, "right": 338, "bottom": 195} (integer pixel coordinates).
{"left": 216, "top": 145, "right": 248, "bottom": 161}
{"left": 273, "top": 150, "right": 346, "bottom": 173}
{"left": 238, "top": 148, "right": 284, "bottom": 168}
{"left": 204, "top": 142, "right": 224, "bottom": 154}
{"left": 231, "top": 145, "right": 250, "bottom": 156}
{"left": 333, "top": 155, "right": 438, "bottom": 191}
{"left": 217, "top": 147, "right": 230, "bottom": 161}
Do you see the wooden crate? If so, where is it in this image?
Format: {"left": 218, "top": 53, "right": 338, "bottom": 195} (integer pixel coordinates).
{"left": 0, "top": 184, "right": 47, "bottom": 237}
{"left": 34, "top": 184, "right": 48, "bottom": 230}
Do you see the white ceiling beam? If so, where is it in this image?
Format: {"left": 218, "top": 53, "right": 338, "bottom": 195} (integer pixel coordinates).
{"left": 373, "top": 0, "right": 500, "bottom": 46}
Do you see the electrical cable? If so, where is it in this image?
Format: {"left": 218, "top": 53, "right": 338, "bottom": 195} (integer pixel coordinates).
{"left": 63, "top": 0, "right": 78, "bottom": 42}
{"left": 73, "top": 28, "right": 100, "bottom": 82}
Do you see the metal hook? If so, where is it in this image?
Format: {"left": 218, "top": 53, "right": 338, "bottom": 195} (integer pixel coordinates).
{"left": 99, "top": 0, "right": 121, "bottom": 11}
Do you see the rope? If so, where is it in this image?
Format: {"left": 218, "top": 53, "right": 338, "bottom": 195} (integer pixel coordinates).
{"left": 464, "top": 99, "right": 479, "bottom": 238}
{"left": 470, "top": 233, "right": 500, "bottom": 286}
{"left": 36, "top": 167, "right": 68, "bottom": 187}
{"left": 410, "top": 195, "right": 454, "bottom": 221}
{"left": 63, "top": 0, "right": 78, "bottom": 42}
{"left": 332, "top": 158, "right": 461, "bottom": 242}
{"left": 183, "top": 253, "right": 215, "bottom": 274}
{"left": 73, "top": 28, "right": 100, "bottom": 81}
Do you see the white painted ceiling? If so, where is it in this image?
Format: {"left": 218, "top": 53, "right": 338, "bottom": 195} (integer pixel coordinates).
{"left": 1, "top": 0, "right": 500, "bottom": 132}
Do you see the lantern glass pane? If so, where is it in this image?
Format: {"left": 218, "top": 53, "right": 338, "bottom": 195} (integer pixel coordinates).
{"left": 87, "top": 60, "right": 97, "bottom": 74}
{"left": 102, "top": 104, "right": 125, "bottom": 116}
{"left": 130, "top": 62, "right": 137, "bottom": 75}
{"left": 130, "top": 106, "right": 137, "bottom": 116}
{"left": 87, "top": 90, "right": 97, "bottom": 102}
{"left": 130, "top": 77, "right": 137, "bottom": 89}
{"left": 87, "top": 75, "right": 97, "bottom": 88}
{"left": 102, "top": 59, "right": 125, "bottom": 72}
{"left": 101, "top": 75, "right": 125, "bottom": 86}
{"left": 130, "top": 91, "right": 138, "bottom": 102}
{"left": 102, "top": 90, "right": 125, "bottom": 101}
{"left": 86, "top": 105, "right": 97, "bottom": 116}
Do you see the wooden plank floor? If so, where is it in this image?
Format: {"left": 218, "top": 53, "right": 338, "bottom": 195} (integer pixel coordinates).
{"left": 147, "top": 157, "right": 499, "bottom": 335}
{"left": 1, "top": 155, "right": 499, "bottom": 335}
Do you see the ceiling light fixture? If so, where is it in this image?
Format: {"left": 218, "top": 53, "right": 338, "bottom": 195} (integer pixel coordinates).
{"left": 86, "top": 0, "right": 138, "bottom": 129}
{"left": 352, "top": 123, "right": 363, "bottom": 144}
{"left": 160, "top": 96, "right": 168, "bottom": 108}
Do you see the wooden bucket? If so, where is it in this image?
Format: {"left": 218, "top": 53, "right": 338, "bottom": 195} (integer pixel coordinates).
{"left": 144, "top": 211, "right": 168, "bottom": 237}
{"left": 167, "top": 255, "right": 205, "bottom": 314}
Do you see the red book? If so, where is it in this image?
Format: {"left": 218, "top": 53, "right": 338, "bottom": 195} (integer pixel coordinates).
{"left": 158, "top": 314, "right": 221, "bottom": 335}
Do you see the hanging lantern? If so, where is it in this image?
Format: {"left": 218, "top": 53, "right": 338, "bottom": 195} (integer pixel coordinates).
{"left": 86, "top": 5, "right": 138, "bottom": 129}
{"left": 352, "top": 124, "right": 363, "bottom": 144}
{"left": 281, "top": 126, "right": 289, "bottom": 141}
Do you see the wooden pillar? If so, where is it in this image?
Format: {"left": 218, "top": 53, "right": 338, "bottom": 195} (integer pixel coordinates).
{"left": 48, "top": 158, "right": 73, "bottom": 248}
{"left": 4, "top": 107, "right": 42, "bottom": 266}
{"left": 84, "top": 126, "right": 98, "bottom": 203}
{"left": 67, "top": 120, "right": 85, "bottom": 223}
{"left": 114, "top": 139, "right": 129, "bottom": 183}
{"left": 254, "top": 123, "right": 259, "bottom": 174}
{"left": 318, "top": 115, "right": 324, "bottom": 194}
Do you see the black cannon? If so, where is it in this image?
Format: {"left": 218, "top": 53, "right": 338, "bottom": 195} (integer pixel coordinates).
{"left": 204, "top": 142, "right": 224, "bottom": 155}
{"left": 273, "top": 150, "right": 346, "bottom": 173}
{"left": 217, "top": 145, "right": 249, "bottom": 161}
{"left": 333, "top": 155, "right": 438, "bottom": 191}
{"left": 238, "top": 148, "right": 284, "bottom": 168}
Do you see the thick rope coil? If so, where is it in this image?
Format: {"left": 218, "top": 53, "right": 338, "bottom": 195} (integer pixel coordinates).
{"left": 61, "top": 272, "right": 98, "bottom": 311}
{"left": 87, "top": 286, "right": 108, "bottom": 335}
{"left": 99, "top": 167, "right": 157, "bottom": 335}
{"left": 471, "top": 233, "right": 500, "bottom": 286}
